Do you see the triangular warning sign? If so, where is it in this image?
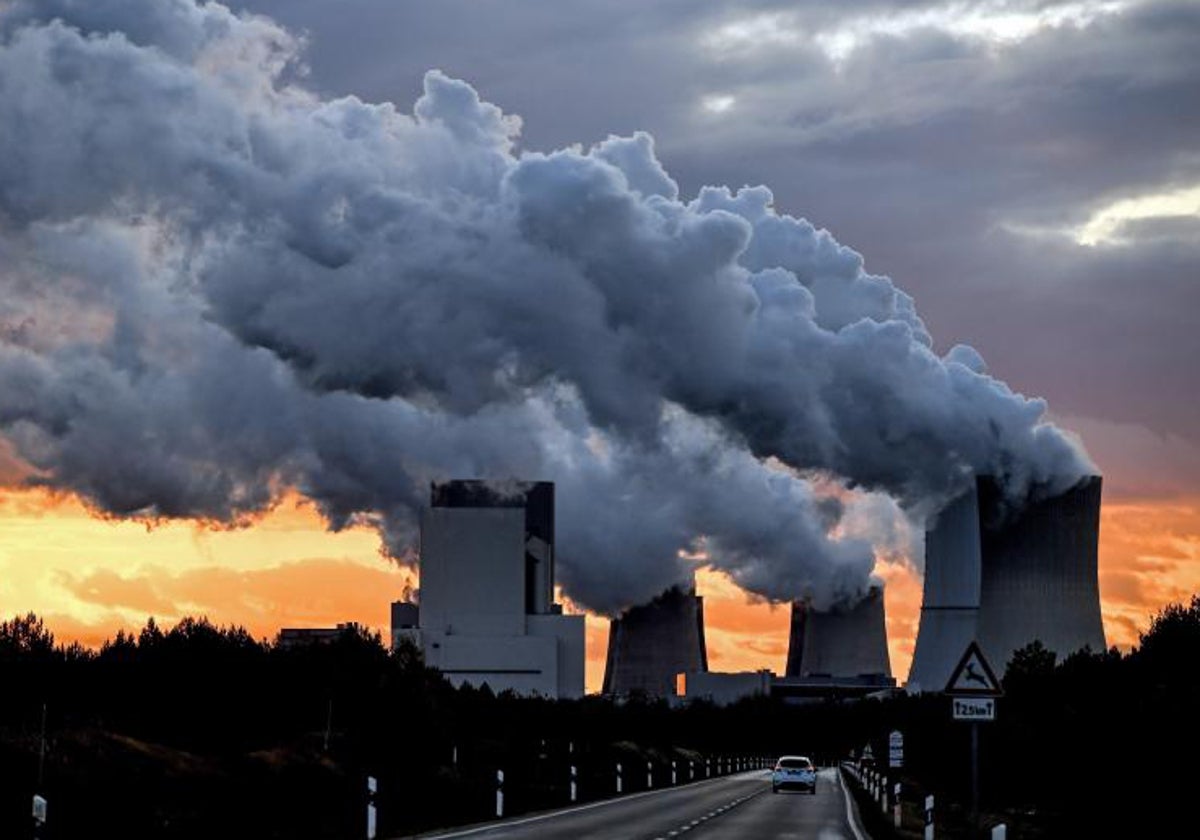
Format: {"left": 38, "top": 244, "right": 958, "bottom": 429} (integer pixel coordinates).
{"left": 944, "top": 641, "right": 1003, "bottom": 696}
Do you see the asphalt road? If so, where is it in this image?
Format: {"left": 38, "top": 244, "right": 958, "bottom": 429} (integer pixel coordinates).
{"left": 413, "top": 768, "right": 868, "bottom": 840}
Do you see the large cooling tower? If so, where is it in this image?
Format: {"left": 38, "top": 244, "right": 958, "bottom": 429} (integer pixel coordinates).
{"left": 976, "top": 475, "right": 1106, "bottom": 671}
{"left": 602, "top": 585, "right": 708, "bottom": 697}
{"left": 785, "top": 584, "right": 891, "bottom": 679}
{"left": 907, "top": 485, "right": 983, "bottom": 691}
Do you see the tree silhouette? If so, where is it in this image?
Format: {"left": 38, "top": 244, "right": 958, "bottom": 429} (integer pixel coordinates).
{"left": 1002, "top": 639, "right": 1057, "bottom": 692}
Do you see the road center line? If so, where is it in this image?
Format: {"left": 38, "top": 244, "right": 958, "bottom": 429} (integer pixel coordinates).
{"left": 420, "top": 772, "right": 765, "bottom": 839}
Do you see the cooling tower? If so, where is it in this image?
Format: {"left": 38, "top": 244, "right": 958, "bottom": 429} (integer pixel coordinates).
{"left": 602, "top": 584, "right": 708, "bottom": 697}
{"left": 976, "top": 475, "right": 1106, "bottom": 672}
{"left": 907, "top": 485, "right": 983, "bottom": 691}
{"left": 784, "top": 596, "right": 808, "bottom": 677}
{"left": 785, "top": 584, "right": 891, "bottom": 679}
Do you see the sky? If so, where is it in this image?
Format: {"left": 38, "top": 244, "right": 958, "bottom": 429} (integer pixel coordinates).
{"left": 1, "top": 0, "right": 1198, "bottom": 693}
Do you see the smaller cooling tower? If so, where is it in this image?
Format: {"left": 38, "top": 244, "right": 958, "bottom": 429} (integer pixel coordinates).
{"left": 784, "top": 596, "right": 808, "bottom": 677}
{"left": 785, "top": 584, "right": 891, "bottom": 679}
{"left": 602, "top": 585, "right": 708, "bottom": 698}
{"left": 976, "top": 475, "right": 1106, "bottom": 672}
{"left": 907, "top": 485, "right": 982, "bottom": 691}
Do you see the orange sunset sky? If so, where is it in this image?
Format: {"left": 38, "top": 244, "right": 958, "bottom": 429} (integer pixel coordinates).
{"left": 3, "top": 478, "right": 1198, "bottom": 694}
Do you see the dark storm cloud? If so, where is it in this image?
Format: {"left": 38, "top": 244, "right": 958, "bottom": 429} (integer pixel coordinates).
{"left": 0, "top": 1, "right": 1102, "bottom": 612}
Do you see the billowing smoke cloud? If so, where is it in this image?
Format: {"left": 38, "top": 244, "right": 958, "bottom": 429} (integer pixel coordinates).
{"left": 0, "top": 0, "right": 1092, "bottom": 613}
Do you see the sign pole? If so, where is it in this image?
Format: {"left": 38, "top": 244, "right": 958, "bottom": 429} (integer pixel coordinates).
{"left": 37, "top": 703, "right": 47, "bottom": 786}
{"left": 971, "top": 722, "right": 980, "bottom": 835}
{"left": 945, "top": 641, "right": 1002, "bottom": 840}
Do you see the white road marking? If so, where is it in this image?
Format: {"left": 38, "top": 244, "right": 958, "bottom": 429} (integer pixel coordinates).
{"left": 421, "top": 773, "right": 767, "bottom": 839}
{"left": 836, "top": 767, "right": 869, "bottom": 840}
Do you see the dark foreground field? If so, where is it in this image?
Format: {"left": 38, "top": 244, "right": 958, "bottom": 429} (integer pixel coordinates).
{"left": 2, "top": 596, "right": 1199, "bottom": 838}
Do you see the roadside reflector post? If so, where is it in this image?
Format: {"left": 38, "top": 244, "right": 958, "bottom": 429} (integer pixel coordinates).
{"left": 496, "top": 770, "right": 504, "bottom": 818}
{"left": 893, "top": 783, "right": 902, "bottom": 828}
{"left": 366, "top": 776, "right": 378, "bottom": 840}
{"left": 32, "top": 795, "right": 47, "bottom": 840}
{"left": 570, "top": 764, "right": 577, "bottom": 803}
{"left": 991, "top": 824, "right": 1007, "bottom": 839}
{"left": 647, "top": 761, "right": 653, "bottom": 789}
{"left": 671, "top": 760, "right": 677, "bottom": 786}
{"left": 689, "top": 760, "right": 694, "bottom": 781}
{"left": 616, "top": 762, "right": 623, "bottom": 794}
{"left": 924, "top": 794, "right": 935, "bottom": 840}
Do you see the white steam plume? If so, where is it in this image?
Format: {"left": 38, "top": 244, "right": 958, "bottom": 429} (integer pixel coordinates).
{"left": 0, "top": 0, "right": 1092, "bottom": 613}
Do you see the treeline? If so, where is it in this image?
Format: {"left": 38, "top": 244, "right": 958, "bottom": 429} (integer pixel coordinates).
{"left": 2, "top": 596, "right": 1199, "bottom": 838}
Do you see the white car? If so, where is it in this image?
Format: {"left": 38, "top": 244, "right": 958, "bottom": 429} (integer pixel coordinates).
{"left": 771, "top": 755, "right": 817, "bottom": 794}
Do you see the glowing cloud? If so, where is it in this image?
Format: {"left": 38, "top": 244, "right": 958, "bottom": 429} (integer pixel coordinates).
{"left": 1075, "top": 183, "right": 1200, "bottom": 246}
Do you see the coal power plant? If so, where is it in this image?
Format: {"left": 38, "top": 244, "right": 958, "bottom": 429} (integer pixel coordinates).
{"left": 785, "top": 584, "right": 892, "bottom": 681}
{"left": 908, "top": 475, "right": 1106, "bottom": 691}
{"left": 602, "top": 584, "right": 709, "bottom": 698}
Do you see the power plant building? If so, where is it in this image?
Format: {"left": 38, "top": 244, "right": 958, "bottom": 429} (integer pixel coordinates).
{"left": 602, "top": 584, "right": 708, "bottom": 698}
{"left": 907, "top": 475, "right": 1106, "bottom": 692}
{"left": 392, "top": 480, "right": 585, "bottom": 699}
{"left": 678, "top": 670, "right": 772, "bottom": 706}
